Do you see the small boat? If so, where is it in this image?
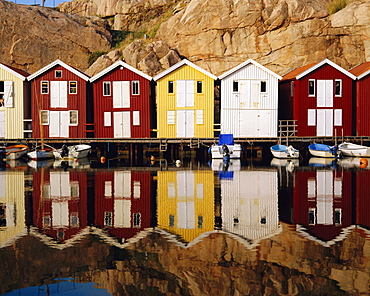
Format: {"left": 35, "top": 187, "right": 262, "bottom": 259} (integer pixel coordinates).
{"left": 53, "top": 144, "right": 91, "bottom": 159}
{"left": 27, "top": 145, "right": 55, "bottom": 160}
{"left": 5, "top": 144, "right": 29, "bottom": 160}
{"left": 308, "top": 143, "right": 340, "bottom": 158}
{"left": 209, "top": 134, "right": 242, "bottom": 159}
{"left": 0, "top": 146, "right": 6, "bottom": 161}
{"left": 270, "top": 144, "right": 299, "bottom": 159}
{"left": 338, "top": 142, "right": 370, "bottom": 157}
{"left": 309, "top": 157, "right": 338, "bottom": 167}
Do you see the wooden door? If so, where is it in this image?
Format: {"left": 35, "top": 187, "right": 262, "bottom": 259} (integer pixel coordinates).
{"left": 317, "top": 109, "right": 333, "bottom": 136}
{"left": 176, "top": 110, "right": 194, "bottom": 137}
{"left": 114, "top": 111, "right": 131, "bottom": 138}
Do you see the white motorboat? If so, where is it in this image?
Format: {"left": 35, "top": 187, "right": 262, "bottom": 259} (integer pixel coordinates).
{"left": 270, "top": 144, "right": 299, "bottom": 159}
{"left": 308, "top": 143, "right": 340, "bottom": 158}
{"left": 210, "top": 134, "right": 242, "bottom": 159}
{"left": 338, "top": 142, "right": 370, "bottom": 157}
{"left": 5, "top": 144, "right": 29, "bottom": 160}
{"left": 27, "top": 145, "right": 55, "bottom": 160}
{"left": 54, "top": 144, "right": 91, "bottom": 159}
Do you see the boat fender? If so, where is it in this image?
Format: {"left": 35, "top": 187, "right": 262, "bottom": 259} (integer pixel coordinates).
{"left": 360, "top": 158, "right": 368, "bottom": 169}
{"left": 100, "top": 156, "right": 106, "bottom": 163}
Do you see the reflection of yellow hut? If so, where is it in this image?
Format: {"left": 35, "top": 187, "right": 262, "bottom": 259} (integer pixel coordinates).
{"left": 157, "top": 171, "right": 214, "bottom": 243}
{"left": 0, "top": 171, "right": 26, "bottom": 247}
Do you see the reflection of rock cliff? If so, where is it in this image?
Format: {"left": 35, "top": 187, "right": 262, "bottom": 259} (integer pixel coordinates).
{"left": 2, "top": 0, "right": 370, "bottom": 77}
{"left": 1, "top": 223, "right": 370, "bottom": 295}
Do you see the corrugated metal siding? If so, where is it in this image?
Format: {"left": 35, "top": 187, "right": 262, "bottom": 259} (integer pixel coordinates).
{"left": 220, "top": 63, "right": 279, "bottom": 137}
{"left": 30, "top": 65, "right": 88, "bottom": 138}
{"left": 293, "top": 64, "right": 353, "bottom": 137}
{"left": 93, "top": 67, "right": 151, "bottom": 138}
{"left": 157, "top": 171, "right": 214, "bottom": 243}
{"left": 156, "top": 65, "right": 215, "bottom": 138}
{"left": 221, "top": 170, "right": 279, "bottom": 240}
{"left": 356, "top": 77, "right": 370, "bottom": 136}
{"left": 0, "top": 69, "right": 25, "bottom": 138}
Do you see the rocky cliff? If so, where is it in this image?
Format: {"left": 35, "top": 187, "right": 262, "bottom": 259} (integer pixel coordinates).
{"left": 2, "top": 0, "right": 370, "bottom": 77}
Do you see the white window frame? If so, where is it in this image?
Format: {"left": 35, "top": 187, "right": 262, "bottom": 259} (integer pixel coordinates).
{"left": 55, "top": 70, "right": 62, "bottom": 78}
{"left": 335, "top": 79, "right": 342, "bottom": 97}
{"left": 69, "top": 81, "right": 77, "bottom": 94}
{"left": 69, "top": 110, "right": 78, "bottom": 126}
{"left": 260, "top": 81, "right": 267, "bottom": 93}
{"left": 233, "top": 80, "right": 238, "bottom": 93}
{"left": 334, "top": 109, "right": 342, "bottom": 126}
{"left": 132, "top": 81, "right": 140, "bottom": 95}
{"left": 307, "top": 109, "right": 316, "bottom": 126}
{"left": 103, "top": 81, "right": 111, "bottom": 96}
{"left": 41, "top": 81, "right": 49, "bottom": 94}
{"left": 133, "top": 111, "right": 140, "bottom": 126}
{"left": 308, "top": 79, "right": 315, "bottom": 97}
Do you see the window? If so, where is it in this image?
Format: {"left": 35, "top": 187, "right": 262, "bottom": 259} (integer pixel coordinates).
{"left": 335, "top": 79, "right": 342, "bottom": 97}
{"left": 133, "top": 213, "right": 141, "bottom": 228}
{"left": 334, "top": 109, "right": 342, "bottom": 126}
{"left": 198, "top": 216, "right": 203, "bottom": 229}
{"left": 104, "top": 212, "right": 112, "bottom": 226}
{"left": 169, "top": 214, "right": 174, "bottom": 227}
{"left": 69, "top": 81, "right": 77, "bottom": 94}
{"left": 0, "top": 81, "right": 3, "bottom": 107}
{"left": 168, "top": 81, "right": 174, "bottom": 93}
{"left": 41, "top": 110, "right": 49, "bottom": 125}
{"left": 308, "top": 79, "right": 315, "bottom": 96}
{"left": 132, "top": 81, "right": 140, "bottom": 95}
{"left": 308, "top": 208, "right": 316, "bottom": 225}
{"left": 55, "top": 70, "right": 62, "bottom": 78}
{"left": 167, "top": 111, "right": 175, "bottom": 125}
{"left": 197, "top": 81, "right": 202, "bottom": 93}
{"left": 196, "top": 110, "right": 204, "bottom": 124}
{"left": 103, "top": 81, "right": 111, "bottom": 96}
{"left": 133, "top": 111, "right": 140, "bottom": 126}
{"left": 69, "top": 110, "right": 78, "bottom": 125}
{"left": 104, "top": 112, "right": 111, "bottom": 126}
{"left": 307, "top": 109, "right": 316, "bottom": 126}
{"left": 334, "top": 208, "right": 342, "bottom": 225}
{"left": 41, "top": 81, "right": 49, "bottom": 94}
{"left": 233, "top": 81, "right": 238, "bottom": 92}
{"left": 260, "top": 81, "right": 267, "bottom": 93}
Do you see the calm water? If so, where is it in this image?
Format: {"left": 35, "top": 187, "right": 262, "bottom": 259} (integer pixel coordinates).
{"left": 0, "top": 155, "right": 369, "bottom": 295}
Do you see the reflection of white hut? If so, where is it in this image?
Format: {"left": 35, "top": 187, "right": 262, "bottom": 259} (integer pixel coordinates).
{"left": 0, "top": 171, "right": 27, "bottom": 248}
{"left": 221, "top": 170, "right": 280, "bottom": 241}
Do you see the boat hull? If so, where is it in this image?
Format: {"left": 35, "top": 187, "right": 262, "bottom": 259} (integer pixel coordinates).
{"left": 270, "top": 145, "right": 299, "bottom": 159}
{"left": 338, "top": 142, "right": 370, "bottom": 157}
{"left": 5, "top": 145, "right": 29, "bottom": 160}
{"left": 308, "top": 144, "right": 340, "bottom": 158}
{"left": 210, "top": 144, "right": 242, "bottom": 159}
{"left": 54, "top": 144, "right": 91, "bottom": 159}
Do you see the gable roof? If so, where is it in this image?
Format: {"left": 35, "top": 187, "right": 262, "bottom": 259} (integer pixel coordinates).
{"left": 27, "top": 59, "right": 90, "bottom": 81}
{"left": 153, "top": 59, "right": 217, "bottom": 81}
{"left": 0, "top": 63, "right": 29, "bottom": 80}
{"left": 89, "top": 60, "right": 152, "bottom": 82}
{"left": 349, "top": 61, "right": 370, "bottom": 80}
{"left": 218, "top": 59, "right": 282, "bottom": 80}
{"left": 281, "top": 59, "right": 356, "bottom": 81}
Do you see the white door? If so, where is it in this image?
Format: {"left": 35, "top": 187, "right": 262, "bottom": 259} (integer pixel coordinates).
{"left": 113, "top": 81, "right": 130, "bottom": 108}
{"left": 176, "top": 110, "right": 194, "bottom": 137}
{"left": 49, "top": 111, "right": 69, "bottom": 137}
{"left": 317, "top": 109, "right": 333, "bottom": 136}
{"left": 239, "top": 80, "right": 260, "bottom": 108}
{"left": 317, "top": 80, "right": 333, "bottom": 107}
{"left": 113, "top": 111, "right": 131, "bottom": 138}
{"left": 50, "top": 81, "right": 68, "bottom": 108}
{"left": 239, "top": 110, "right": 271, "bottom": 137}
{"left": 177, "top": 80, "right": 194, "bottom": 107}
{"left": 0, "top": 111, "right": 4, "bottom": 138}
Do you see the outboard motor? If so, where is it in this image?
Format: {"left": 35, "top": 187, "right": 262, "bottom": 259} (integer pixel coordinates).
{"left": 61, "top": 144, "right": 69, "bottom": 158}
{"left": 221, "top": 143, "right": 230, "bottom": 162}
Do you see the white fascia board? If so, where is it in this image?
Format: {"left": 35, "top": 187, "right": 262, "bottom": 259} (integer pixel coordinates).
{"left": 296, "top": 59, "right": 356, "bottom": 80}
{"left": 27, "top": 59, "right": 90, "bottom": 81}
{"left": 357, "top": 69, "right": 370, "bottom": 80}
{"left": 0, "top": 63, "right": 27, "bottom": 81}
{"left": 153, "top": 59, "right": 217, "bottom": 81}
{"left": 218, "top": 59, "right": 282, "bottom": 80}
{"left": 89, "top": 60, "right": 152, "bottom": 82}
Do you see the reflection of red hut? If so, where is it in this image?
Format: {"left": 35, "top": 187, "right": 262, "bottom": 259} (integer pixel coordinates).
{"left": 94, "top": 171, "right": 153, "bottom": 241}
{"left": 32, "top": 170, "right": 89, "bottom": 243}
{"left": 293, "top": 169, "right": 353, "bottom": 245}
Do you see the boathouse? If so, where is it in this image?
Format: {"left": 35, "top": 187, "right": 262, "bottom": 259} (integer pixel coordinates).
{"left": 94, "top": 170, "right": 152, "bottom": 239}
{"left": 279, "top": 59, "right": 356, "bottom": 137}
{"left": 90, "top": 60, "right": 152, "bottom": 139}
{"left": 293, "top": 170, "right": 353, "bottom": 246}
{"left": 27, "top": 60, "right": 90, "bottom": 139}
{"left": 0, "top": 63, "right": 30, "bottom": 139}
{"left": 218, "top": 59, "right": 282, "bottom": 137}
{"left": 153, "top": 59, "right": 217, "bottom": 138}
{"left": 349, "top": 62, "right": 370, "bottom": 136}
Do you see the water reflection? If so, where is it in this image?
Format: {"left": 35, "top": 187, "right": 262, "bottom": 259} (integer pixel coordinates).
{"left": 1, "top": 157, "right": 370, "bottom": 295}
